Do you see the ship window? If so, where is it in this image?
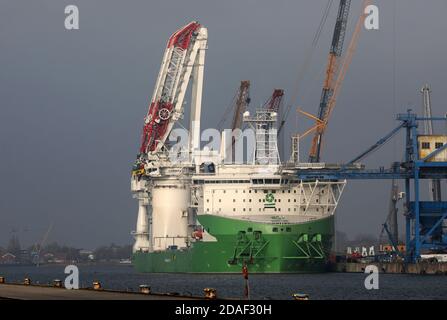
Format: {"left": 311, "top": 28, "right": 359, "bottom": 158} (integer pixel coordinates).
{"left": 286, "top": 227, "right": 292, "bottom": 232}
{"left": 207, "top": 199, "right": 209, "bottom": 202}
{"left": 223, "top": 190, "right": 226, "bottom": 193}
{"left": 265, "top": 179, "right": 272, "bottom": 184}
{"left": 288, "top": 190, "right": 291, "bottom": 193}
{"left": 264, "top": 190, "right": 268, "bottom": 193}
{"left": 272, "top": 227, "right": 278, "bottom": 232}
{"left": 278, "top": 208, "right": 281, "bottom": 211}
{"left": 233, "top": 199, "right": 235, "bottom": 202}
{"left": 294, "top": 208, "right": 297, "bottom": 212}
{"left": 316, "top": 199, "right": 319, "bottom": 203}
{"left": 322, "top": 190, "right": 325, "bottom": 194}
{"left": 294, "top": 199, "right": 296, "bottom": 202}
{"left": 273, "top": 179, "right": 280, "bottom": 184}
{"left": 249, "top": 208, "right": 251, "bottom": 211}
{"left": 254, "top": 190, "right": 257, "bottom": 193}
{"left": 243, "top": 208, "right": 246, "bottom": 212}
{"left": 272, "top": 190, "right": 276, "bottom": 194}
{"left": 278, "top": 199, "right": 281, "bottom": 202}
{"left": 233, "top": 208, "right": 236, "bottom": 212}
{"left": 282, "top": 190, "right": 285, "bottom": 193}
{"left": 243, "top": 199, "right": 245, "bottom": 202}
{"left": 303, "top": 208, "right": 306, "bottom": 211}
{"left": 249, "top": 199, "right": 252, "bottom": 202}
{"left": 316, "top": 208, "right": 319, "bottom": 212}
{"left": 249, "top": 190, "right": 252, "bottom": 193}
{"left": 259, "top": 199, "right": 261, "bottom": 203}
{"left": 259, "top": 208, "right": 261, "bottom": 212}
{"left": 288, "top": 208, "right": 290, "bottom": 212}
{"left": 328, "top": 208, "right": 331, "bottom": 212}
{"left": 288, "top": 199, "right": 291, "bottom": 202}
{"left": 422, "top": 142, "right": 430, "bottom": 149}
{"left": 435, "top": 142, "right": 444, "bottom": 149}
{"left": 219, "top": 199, "right": 221, "bottom": 202}
{"left": 243, "top": 190, "right": 245, "bottom": 193}
{"left": 207, "top": 208, "right": 209, "bottom": 212}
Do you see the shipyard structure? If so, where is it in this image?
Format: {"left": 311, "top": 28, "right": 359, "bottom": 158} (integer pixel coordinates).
{"left": 130, "top": 20, "right": 349, "bottom": 273}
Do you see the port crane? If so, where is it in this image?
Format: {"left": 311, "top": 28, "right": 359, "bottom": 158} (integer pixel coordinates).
{"left": 295, "top": 0, "right": 371, "bottom": 162}
{"left": 308, "top": 0, "right": 351, "bottom": 162}
{"left": 295, "top": 111, "right": 447, "bottom": 263}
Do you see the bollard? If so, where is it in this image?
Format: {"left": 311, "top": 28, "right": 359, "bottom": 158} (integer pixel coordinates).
{"left": 0, "top": 276, "right": 5, "bottom": 284}
{"left": 203, "top": 288, "right": 217, "bottom": 299}
{"left": 24, "top": 278, "right": 31, "bottom": 285}
{"left": 92, "top": 281, "right": 102, "bottom": 290}
{"left": 139, "top": 285, "right": 151, "bottom": 294}
{"left": 53, "top": 279, "right": 63, "bottom": 288}
{"left": 292, "top": 293, "right": 309, "bottom": 300}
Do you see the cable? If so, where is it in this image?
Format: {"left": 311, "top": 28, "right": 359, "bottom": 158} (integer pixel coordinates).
{"left": 279, "top": 0, "right": 334, "bottom": 132}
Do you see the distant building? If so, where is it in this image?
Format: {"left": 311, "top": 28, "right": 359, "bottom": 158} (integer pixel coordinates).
{"left": 0, "top": 253, "right": 17, "bottom": 264}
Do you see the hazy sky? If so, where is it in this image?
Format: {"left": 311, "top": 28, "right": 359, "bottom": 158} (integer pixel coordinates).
{"left": 1, "top": 0, "right": 446, "bottom": 248}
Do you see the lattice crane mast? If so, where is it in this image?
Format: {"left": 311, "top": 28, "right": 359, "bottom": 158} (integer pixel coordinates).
{"left": 139, "top": 21, "right": 208, "bottom": 156}
{"left": 308, "top": 0, "right": 351, "bottom": 163}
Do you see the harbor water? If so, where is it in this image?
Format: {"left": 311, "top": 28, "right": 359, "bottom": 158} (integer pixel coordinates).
{"left": 0, "top": 264, "right": 446, "bottom": 300}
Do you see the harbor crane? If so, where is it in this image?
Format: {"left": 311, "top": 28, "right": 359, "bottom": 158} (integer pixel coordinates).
{"left": 295, "top": 0, "right": 371, "bottom": 162}
{"left": 296, "top": 111, "right": 447, "bottom": 263}
{"left": 308, "top": 0, "right": 351, "bottom": 163}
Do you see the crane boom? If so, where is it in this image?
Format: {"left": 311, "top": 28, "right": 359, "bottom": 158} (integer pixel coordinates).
{"left": 231, "top": 81, "right": 251, "bottom": 161}
{"left": 265, "top": 89, "right": 284, "bottom": 112}
{"left": 231, "top": 81, "right": 251, "bottom": 132}
{"left": 309, "top": 0, "right": 351, "bottom": 163}
{"left": 139, "top": 21, "right": 208, "bottom": 155}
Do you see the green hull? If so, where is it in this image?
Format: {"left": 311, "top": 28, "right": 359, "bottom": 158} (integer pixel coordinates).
{"left": 133, "top": 214, "right": 334, "bottom": 273}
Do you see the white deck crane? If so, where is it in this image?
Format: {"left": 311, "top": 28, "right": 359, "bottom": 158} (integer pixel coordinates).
{"left": 132, "top": 22, "right": 208, "bottom": 253}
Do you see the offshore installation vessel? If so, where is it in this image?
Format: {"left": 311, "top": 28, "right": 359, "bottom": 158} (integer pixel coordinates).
{"left": 130, "top": 1, "right": 358, "bottom": 273}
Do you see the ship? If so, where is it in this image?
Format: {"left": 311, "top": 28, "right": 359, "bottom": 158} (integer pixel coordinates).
{"left": 130, "top": 21, "right": 347, "bottom": 273}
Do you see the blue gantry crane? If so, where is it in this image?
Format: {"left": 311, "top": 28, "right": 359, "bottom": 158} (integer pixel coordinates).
{"left": 296, "top": 111, "right": 447, "bottom": 263}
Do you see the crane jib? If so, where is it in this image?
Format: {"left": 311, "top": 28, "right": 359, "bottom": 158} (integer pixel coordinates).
{"left": 139, "top": 21, "right": 205, "bottom": 155}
